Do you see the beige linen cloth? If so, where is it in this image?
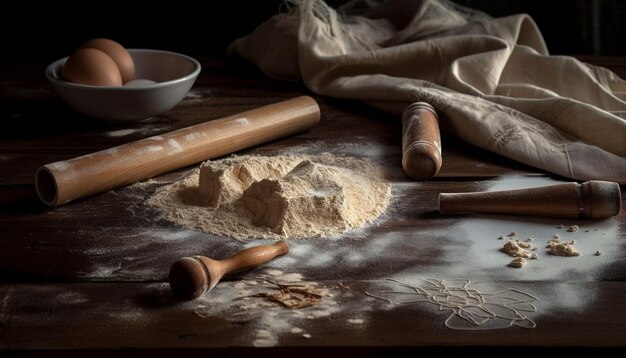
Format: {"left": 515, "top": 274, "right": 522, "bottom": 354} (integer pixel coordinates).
{"left": 229, "top": 0, "right": 626, "bottom": 183}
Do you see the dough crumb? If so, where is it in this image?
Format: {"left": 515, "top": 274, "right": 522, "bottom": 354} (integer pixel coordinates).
{"left": 594, "top": 250, "right": 603, "bottom": 256}
{"left": 502, "top": 240, "right": 535, "bottom": 259}
{"left": 547, "top": 239, "right": 581, "bottom": 257}
{"left": 508, "top": 257, "right": 527, "bottom": 268}
{"left": 567, "top": 225, "right": 579, "bottom": 233}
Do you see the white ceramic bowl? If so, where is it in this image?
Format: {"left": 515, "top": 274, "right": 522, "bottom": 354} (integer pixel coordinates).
{"left": 46, "top": 49, "right": 201, "bottom": 121}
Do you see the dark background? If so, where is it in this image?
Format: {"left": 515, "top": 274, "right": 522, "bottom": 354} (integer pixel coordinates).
{"left": 1, "top": 0, "right": 624, "bottom": 64}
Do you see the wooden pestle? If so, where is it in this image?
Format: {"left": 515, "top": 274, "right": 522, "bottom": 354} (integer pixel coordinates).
{"left": 169, "top": 241, "right": 289, "bottom": 300}
{"left": 439, "top": 180, "right": 621, "bottom": 219}
{"left": 401, "top": 102, "right": 442, "bottom": 180}
{"left": 35, "top": 96, "right": 320, "bottom": 206}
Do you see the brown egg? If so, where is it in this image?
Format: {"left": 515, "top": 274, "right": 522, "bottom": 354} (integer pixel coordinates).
{"left": 80, "top": 38, "right": 135, "bottom": 83}
{"left": 63, "top": 48, "right": 123, "bottom": 86}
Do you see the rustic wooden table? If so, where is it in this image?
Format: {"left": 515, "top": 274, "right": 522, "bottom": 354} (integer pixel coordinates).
{"left": 1, "top": 57, "right": 625, "bottom": 356}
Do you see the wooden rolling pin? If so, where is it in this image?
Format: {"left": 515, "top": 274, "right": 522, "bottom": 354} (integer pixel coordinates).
{"left": 169, "top": 241, "right": 289, "bottom": 300}
{"left": 35, "top": 96, "right": 320, "bottom": 206}
{"left": 439, "top": 180, "right": 622, "bottom": 219}
{"left": 401, "top": 102, "right": 442, "bottom": 180}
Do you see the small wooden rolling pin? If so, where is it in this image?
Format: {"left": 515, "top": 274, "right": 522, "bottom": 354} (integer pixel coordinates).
{"left": 439, "top": 180, "right": 622, "bottom": 219}
{"left": 401, "top": 102, "right": 442, "bottom": 180}
{"left": 169, "top": 241, "right": 289, "bottom": 300}
{"left": 35, "top": 96, "right": 320, "bottom": 206}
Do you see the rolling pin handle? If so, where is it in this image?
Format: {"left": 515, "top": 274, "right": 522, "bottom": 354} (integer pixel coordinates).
{"left": 169, "top": 241, "right": 289, "bottom": 300}
{"left": 401, "top": 102, "right": 442, "bottom": 180}
{"left": 438, "top": 180, "right": 621, "bottom": 219}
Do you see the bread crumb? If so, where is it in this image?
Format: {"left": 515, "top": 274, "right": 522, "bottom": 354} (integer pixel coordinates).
{"left": 552, "top": 234, "right": 560, "bottom": 240}
{"left": 497, "top": 235, "right": 504, "bottom": 240}
{"left": 302, "top": 333, "right": 312, "bottom": 339}
{"left": 526, "top": 237, "right": 534, "bottom": 242}
{"left": 594, "top": 250, "right": 603, "bottom": 256}
{"left": 507, "top": 232, "right": 518, "bottom": 237}
{"left": 508, "top": 257, "right": 527, "bottom": 268}
{"left": 557, "top": 224, "right": 565, "bottom": 228}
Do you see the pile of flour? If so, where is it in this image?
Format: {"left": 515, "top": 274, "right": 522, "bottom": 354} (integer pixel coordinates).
{"left": 146, "top": 154, "right": 391, "bottom": 241}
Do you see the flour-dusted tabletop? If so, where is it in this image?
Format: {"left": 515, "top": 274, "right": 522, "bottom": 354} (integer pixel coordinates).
{"left": 1, "top": 57, "right": 625, "bottom": 355}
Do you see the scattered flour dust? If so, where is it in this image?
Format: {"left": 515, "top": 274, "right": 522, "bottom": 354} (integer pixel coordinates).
{"left": 146, "top": 154, "right": 391, "bottom": 241}
{"left": 191, "top": 269, "right": 340, "bottom": 347}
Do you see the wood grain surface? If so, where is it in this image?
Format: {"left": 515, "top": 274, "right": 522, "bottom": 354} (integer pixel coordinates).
{"left": 1, "top": 57, "right": 625, "bottom": 355}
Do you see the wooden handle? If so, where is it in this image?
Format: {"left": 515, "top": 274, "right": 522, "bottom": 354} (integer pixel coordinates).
{"left": 169, "top": 241, "right": 289, "bottom": 300}
{"left": 401, "top": 102, "right": 442, "bottom": 180}
{"left": 439, "top": 180, "right": 621, "bottom": 219}
{"left": 35, "top": 96, "right": 320, "bottom": 206}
